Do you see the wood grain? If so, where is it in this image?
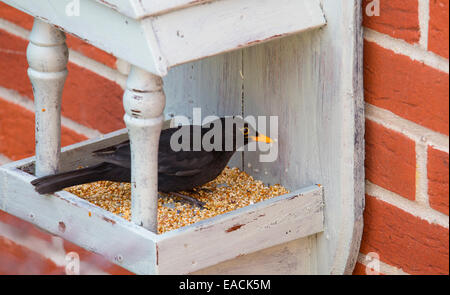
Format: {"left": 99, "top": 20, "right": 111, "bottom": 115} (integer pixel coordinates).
{"left": 2, "top": 0, "right": 325, "bottom": 75}
{"left": 0, "top": 146, "right": 323, "bottom": 274}
{"left": 241, "top": 0, "right": 365, "bottom": 274}
{"left": 156, "top": 185, "right": 323, "bottom": 274}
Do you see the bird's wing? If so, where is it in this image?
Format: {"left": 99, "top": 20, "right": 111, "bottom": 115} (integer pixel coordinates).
{"left": 92, "top": 140, "right": 131, "bottom": 168}
{"left": 92, "top": 128, "right": 216, "bottom": 177}
{"left": 157, "top": 126, "right": 216, "bottom": 177}
{"left": 158, "top": 149, "right": 215, "bottom": 177}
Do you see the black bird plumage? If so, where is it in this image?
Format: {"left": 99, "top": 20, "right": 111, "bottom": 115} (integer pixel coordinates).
{"left": 31, "top": 117, "right": 271, "bottom": 195}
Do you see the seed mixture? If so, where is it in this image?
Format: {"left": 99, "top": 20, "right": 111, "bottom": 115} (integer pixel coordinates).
{"left": 65, "top": 167, "right": 289, "bottom": 234}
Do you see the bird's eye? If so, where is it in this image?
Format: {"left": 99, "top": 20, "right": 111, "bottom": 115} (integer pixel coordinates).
{"left": 241, "top": 127, "right": 249, "bottom": 135}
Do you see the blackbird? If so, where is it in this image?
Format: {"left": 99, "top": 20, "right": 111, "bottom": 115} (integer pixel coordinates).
{"left": 31, "top": 117, "right": 273, "bottom": 199}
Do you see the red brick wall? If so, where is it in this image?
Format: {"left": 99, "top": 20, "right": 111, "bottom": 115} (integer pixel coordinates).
{"left": 355, "top": 0, "right": 449, "bottom": 275}
{"left": 0, "top": 2, "right": 131, "bottom": 275}
{"left": 0, "top": 1, "right": 448, "bottom": 275}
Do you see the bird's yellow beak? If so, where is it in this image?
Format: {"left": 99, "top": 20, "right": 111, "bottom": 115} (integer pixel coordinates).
{"left": 250, "top": 134, "right": 274, "bottom": 144}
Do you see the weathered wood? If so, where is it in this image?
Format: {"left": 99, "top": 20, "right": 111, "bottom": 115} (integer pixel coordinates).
{"left": 0, "top": 165, "right": 158, "bottom": 275}
{"left": 2, "top": 0, "right": 325, "bottom": 75}
{"left": 156, "top": 185, "right": 323, "bottom": 274}
{"left": 0, "top": 133, "right": 324, "bottom": 275}
{"left": 151, "top": 0, "right": 326, "bottom": 67}
{"left": 27, "top": 18, "right": 68, "bottom": 177}
{"left": 192, "top": 236, "right": 317, "bottom": 275}
{"left": 241, "top": 0, "right": 365, "bottom": 274}
{"left": 95, "top": 0, "right": 212, "bottom": 19}
{"left": 123, "top": 66, "right": 166, "bottom": 232}
{"left": 3, "top": 0, "right": 165, "bottom": 75}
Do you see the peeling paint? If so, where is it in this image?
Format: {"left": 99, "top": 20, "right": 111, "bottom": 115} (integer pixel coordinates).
{"left": 97, "top": 0, "right": 119, "bottom": 12}
{"left": 238, "top": 34, "right": 285, "bottom": 48}
{"left": 156, "top": 244, "right": 159, "bottom": 266}
{"left": 195, "top": 224, "right": 214, "bottom": 232}
{"left": 102, "top": 216, "right": 116, "bottom": 225}
{"left": 288, "top": 194, "right": 300, "bottom": 201}
{"left": 58, "top": 221, "right": 66, "bottom": 233}
{"left": 225, "top": 223, "right": 245, "bottom": 233}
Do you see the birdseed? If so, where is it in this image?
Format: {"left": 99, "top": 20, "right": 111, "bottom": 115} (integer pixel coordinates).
{"left": 65, "top": 167, "right": 289, "bottom": 234}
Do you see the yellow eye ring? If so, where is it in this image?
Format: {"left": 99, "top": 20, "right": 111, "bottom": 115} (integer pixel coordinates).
{"left": 240, "top": 127, "right": 249, "bottom": 135}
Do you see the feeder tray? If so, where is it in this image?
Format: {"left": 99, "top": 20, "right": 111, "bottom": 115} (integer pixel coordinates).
{"left": 1, "top": 129, "right": 324, "bottom": 274}
{"left": 64, "top": 166, "right": 293, "bottom": 234}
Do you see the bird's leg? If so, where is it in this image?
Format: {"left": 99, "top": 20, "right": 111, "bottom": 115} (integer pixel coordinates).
{"left": 193, "top": 188, "right": 215, "bottom": 193}
{"left": 159, "top": 192, "right": 206, "bottom": 209}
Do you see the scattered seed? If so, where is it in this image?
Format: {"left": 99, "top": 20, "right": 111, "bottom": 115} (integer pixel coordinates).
{"left": 65, "top": 167, "right": 289, "bottom": 234}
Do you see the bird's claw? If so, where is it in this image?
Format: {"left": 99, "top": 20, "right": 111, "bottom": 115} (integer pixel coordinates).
{"left": 158, "top": 192, "right": 206, "bottom": 209}
{"left": 194, "top": 187, "right": 215, "bottom": 194}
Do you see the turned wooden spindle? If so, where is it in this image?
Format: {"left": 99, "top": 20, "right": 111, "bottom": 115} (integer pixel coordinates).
{"left": 27, "top": 19, "right": 68, "bottom": 177}
{"left": 123, "top": 66, "right": 166, "bottom": 232}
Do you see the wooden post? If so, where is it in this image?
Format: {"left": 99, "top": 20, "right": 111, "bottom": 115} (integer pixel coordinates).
{"left": 27, "top": 19, "right": 68, "bottom": 177}
{"left": 123, "top": 66, "right": 166, "bottom": 233}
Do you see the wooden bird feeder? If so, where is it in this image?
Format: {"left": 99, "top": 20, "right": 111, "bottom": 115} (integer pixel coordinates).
{"left": 0, "top": 0, "right": 364, "bottom": 274}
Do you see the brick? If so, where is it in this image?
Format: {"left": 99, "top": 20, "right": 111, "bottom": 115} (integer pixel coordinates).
{"left": 0, "top": 213, "right": 133, "bottom": 274}
{"left": 364, "top": 41, "right": 449, "bottom": 135}
{"left": 0, "top": 2, "right": 117, "bottom": 67}
{"left": 429, "top": 0, "right": 449, "bottom": 59}
{"left": 0, "top": 211, "right": 55, "bottom": 243}
{"left": 428, "top": 147, "right": 449, "bottom": 215}
{"left": 65, "top": 35, "right": 117, "bottom": 68}
{"left": 0, "top": 2, "right": 33, "bottom": 30}
{"left": 363, "top": 0, "right": 420, "bottom": 44}
{"left": 0, "top": 236, "right": 65, "bottom": 275}
{"left": 352, "top": 262, "right": 368, "bottom": 275}
{"left": 0, "top": 29, "right": 33, "bottom": 97}
{"left": 0, "top": 98, "right": 87, "bottom": 160}
{"left": 62, "top": 62, "right": 126, "bottom": 133}
{"left": 0, "top": 29, "right": 125, "bottom": 134}
{"left": 360, "top": 195, "right": 449, "bottom": 275}
{"left": 365, "top": 120, "right": 416, "bottom": 200}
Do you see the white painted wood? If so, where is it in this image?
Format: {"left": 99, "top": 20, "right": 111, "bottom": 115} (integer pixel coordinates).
{"left": 95, "top": 0, "right": 212, "bottom": 19}
{"left": 241, "top": 0, "right": 365, "bottom": 274}
{"left": 156, "top": 185, "right": 323, "bottom": 274}
{"left": 1, "top": 0, "right": 325, "bottom": 75}
{"left": 27, "top": 18, "right": 68, "bottom": 177}
{"left": 0, "top": 132, "right": 324, "bottom": 275}
{"left": 192, "top": 236, "right": 317, "bottom": 275}
{"left": 123, "top": 66, "right": 166, "bottom": 232}
{"left": 0, "top": 164, "right": 158, "bottom": 275}
{"left": 152, "top": 0, "right": 326, "bottom": 67}
{"left": 2, "top": 0, "right": 167, "bottom": 75}
{"left": 160, "top": 0, "right": 363, "bottom": 275}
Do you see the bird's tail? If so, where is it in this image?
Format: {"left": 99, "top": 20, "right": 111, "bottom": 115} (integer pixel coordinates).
{"left": 31, "top": 162, "right": 112, "bottom": 194}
